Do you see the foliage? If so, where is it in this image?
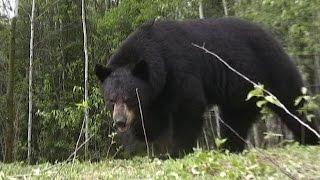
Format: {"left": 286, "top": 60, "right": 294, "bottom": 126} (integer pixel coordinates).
{"left": 91, "top": 0, "right": 200, "bottom": 64}
{"left": 0, "top": 0, "right": 319, "bottom": 162}
{"left": 246, "top": 84, "right": 281, "bottom": 110}
{"left": 1, "top": 146, "right": 320, "bottom": 179}
{"left": 235, "top": 0, "right": 320, "bottom": 56}
{"left": 295, "top": 87, "right": 320, "bottom": 122}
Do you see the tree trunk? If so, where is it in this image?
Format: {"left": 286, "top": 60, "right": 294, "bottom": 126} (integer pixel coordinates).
{"left": 106, "top": 0, "right": 111, "bottom": 10}
{"left": 199, "top": 0, "right": 204, "bottom": 19}
{"left": 314, "top": 55, "right": 320, "bottom": 93}
{"left": 214, "top": 106, "right": 221, "bottom": 138}
{"left": 28, "top": 0, "right": 36, "bottom": 164}
{"left": 82, "top": 0, "right": 89, "bottom": 160}
{"left": 314, "top": 55, "right": 320, "bottom": 130}
{"left": 252, "top": 124, "right": 260, "bottom": 147}
{"left": 4, "top": 16, "right": 17, "bottom": 163}
{"left": 222, "top": 0, "right": 228, "bottom": 16}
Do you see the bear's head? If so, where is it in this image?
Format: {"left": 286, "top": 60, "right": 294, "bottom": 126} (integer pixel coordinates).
{"left": 95, "top": 60, "right": 154, "bottom": 133}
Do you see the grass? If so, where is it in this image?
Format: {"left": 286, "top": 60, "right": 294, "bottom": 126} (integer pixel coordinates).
{"left": 1, "top": 145, "right": 319, "bottom": 179}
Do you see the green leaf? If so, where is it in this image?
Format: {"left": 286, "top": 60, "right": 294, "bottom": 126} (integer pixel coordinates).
{"left": 246, "top": 85, "right": 264, "bottom": 101}
{"left": 301, "top": 87, "right": 307, "bottom": 94}
{"left": 305, "top": 101, "right": 320, "bottom": 111}
{"left": 295, "top": 96, "right": 303, "bottom": 106}
{"left": 256, "top": 100, "right": 268, "bottom": 108}
{"left": 214, "top": 138, "right": 227, "bottom": 149}
{"left": 265, "top": 96, "right": 281, "bottom": 106}
{"left": 306, "top": 114, "right": 315, "bottom": 122}
{"left": 76, "top": 100, "right": 89, "bottom": 109}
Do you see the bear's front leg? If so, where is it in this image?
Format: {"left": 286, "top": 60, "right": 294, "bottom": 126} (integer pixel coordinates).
{"left": 168, "top": 74, "right": 207, "bottom": 157}
{"left": 170, "top": 98, "right": 206, "bottom": 157}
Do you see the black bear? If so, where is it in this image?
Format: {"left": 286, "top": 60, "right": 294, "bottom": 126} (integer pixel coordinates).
{"left": 95, "top": 18, "right": 319, "bottom": 155}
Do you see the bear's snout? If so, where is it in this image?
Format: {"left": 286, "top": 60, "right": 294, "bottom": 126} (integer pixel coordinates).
{"left": 112, "top": 102, "right": 135, "bottom": 132}
{"left": 113, "top": 114, "right": 129, "bottom": 133}
{"left": 113, "top": 116, "right": 127, "bottom": 129}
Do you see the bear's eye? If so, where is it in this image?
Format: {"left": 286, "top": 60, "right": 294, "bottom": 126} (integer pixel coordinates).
{"left": 106, "top": 99, "right": 116, "bottom": 108}
{"left": 109, "top": 99, "right": 115, "bottom": 105}
{"left": 106, "top": 99, "right": 115, "bottom": 109}
{"left": 124, "top": 97, "right": 137, "bottom": 106}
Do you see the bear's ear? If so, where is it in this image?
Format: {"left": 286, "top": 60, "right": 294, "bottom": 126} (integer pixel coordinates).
{"left": 95, "top": 64, "right": 112, "bottom": 83}
{"left": 132, "top": 60, "right": 149, "bottom": 81}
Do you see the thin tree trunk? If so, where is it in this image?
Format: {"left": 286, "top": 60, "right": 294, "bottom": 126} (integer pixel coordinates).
{"left": 314, "top": 55, "right": 320, "bottom": 131}
{"left": 199, "top": 0, "right": 204, "bottom": 19}
{"left": 214, "top": 106, "right": 221, "bottom": 138}
{"left": 82, "top": 0, "right": 89, "bottom": 160}
{"left": 13, "top": 96, "right": 21, "bottom": 161}
{"left": 315, "top": 55, "right": 320, "bottom": 93}
{"left": 106, "top": 0, "right": 110, "bottom": 10}
{"left": 4, "top": 16, "right": 17, "bottom": 163}
{"left": 312, "top": 11, "right": 320, "bottom": 94}
{"left": 222, "top": 0, "right": 228, "bottom": 16}
{"left": 28, "top": 0, "right": 36, "bottom": 164}
{"left": 252, "top": 124, "right": 260, "bottom": 147}
{"left": 208, "top": 110, "right": 216, "bottom": 140}
{"left": 202, "top": 128, "right": 209, "bottom": 150}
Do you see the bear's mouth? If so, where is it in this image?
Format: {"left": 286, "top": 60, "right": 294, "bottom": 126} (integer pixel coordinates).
{"left": 114, "top": 122, "right": 130, "bottom": 133}
{"left": 116, "top": 122, "right": 130, "bottom": 133}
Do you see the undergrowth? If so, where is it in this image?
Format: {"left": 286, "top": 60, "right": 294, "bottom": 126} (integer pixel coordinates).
{"left": 1, "top": 145, "right": 319, "bottom": 179}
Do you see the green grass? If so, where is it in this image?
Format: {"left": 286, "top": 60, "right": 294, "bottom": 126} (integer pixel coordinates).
{"left": 1, "top": 145, "right": 319, "bottom": 179}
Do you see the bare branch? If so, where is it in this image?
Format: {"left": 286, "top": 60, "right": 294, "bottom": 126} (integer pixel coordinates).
{"left": 72, "top": 116, "right": 86, "bottom": 162}
{"left": 53, "top": 134, "right": 94, "bottom": 178}
{"left": 217, "top": 116, "right": 296, "bottom": 179}
{"left": 10, "top": 134, "right": 94, "bottom": 178}
{"left": 135, "top": 88, "right": 150, "bottom": 156}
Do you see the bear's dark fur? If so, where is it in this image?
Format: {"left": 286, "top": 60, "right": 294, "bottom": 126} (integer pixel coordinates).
{"left": 95, "top": 18, "right": 319, "bottom": 156}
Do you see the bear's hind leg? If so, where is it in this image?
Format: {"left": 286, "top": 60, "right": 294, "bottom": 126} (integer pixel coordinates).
{"left": 219, "top": 106, "right": 259, "bottom": 152}
{"left": 270, "top": 105, "right": 319, "bottom": 145}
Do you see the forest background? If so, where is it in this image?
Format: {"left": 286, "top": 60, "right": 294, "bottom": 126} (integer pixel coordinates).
{"left": 0, "top": 0, "right": 320, "bottom": 163}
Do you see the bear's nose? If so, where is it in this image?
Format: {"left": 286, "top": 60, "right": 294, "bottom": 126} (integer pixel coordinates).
{"left": 113, "top": 116, "right": 126, "bottom": 128}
